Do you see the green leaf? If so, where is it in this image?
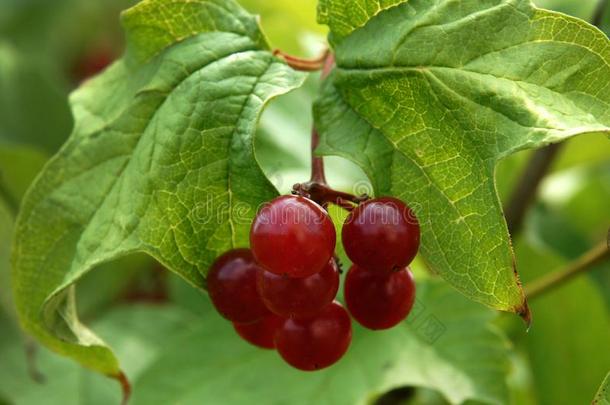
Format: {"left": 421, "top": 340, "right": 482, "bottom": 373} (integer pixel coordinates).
{"left": 314, "top": 0, "right": 610, "bottom": 316}
{"left": 533, "top": 0, "right": 597, "bottom": 21}
{"left": 122, "top": 0, "right": 268, "bottom": 63}
{"left": 317, "top": 0, "right": 406, "bottom": 41}
{"left": 594, "top": 372, "right": 610, "bottom": 405}
{"left": 532, "top": 0, "right": 610, "bottom": 36}
{"left": 133, "top": 280, "right": 510, "bottom": 405}
{"left": 12, "top": 0, "right": 305, "bottom": 376}
{"left": 0, "top": 305, "right": 195, "bottom": 405}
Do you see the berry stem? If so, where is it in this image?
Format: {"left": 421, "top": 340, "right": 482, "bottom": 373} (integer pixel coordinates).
{"left": 293, "top": 181, "right": 368, "bottom": 208}
{"left": 293, "top": 53, "right": 368, "bottom": 209}
{"left": 310, "top": 128, "right": 327, "bottom": 184}
{"left": 273, "top": 49, "right": 330, "bottom": 72}
{"left": 309, "top": 52, "right": 335, "bottom": 185}
{"left": 525, "top": 240, "right": 610, "bottom": 299}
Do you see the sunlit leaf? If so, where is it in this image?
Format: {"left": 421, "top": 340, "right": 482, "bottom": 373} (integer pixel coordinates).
{"left": 315, "top": 0, "right": 610, "bottom": 315}
{"left": 12, "top": 0, "right": 305, "bottom": 375}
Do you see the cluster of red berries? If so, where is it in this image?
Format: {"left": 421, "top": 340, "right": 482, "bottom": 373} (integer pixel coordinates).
{"left": 207, "top": 194, "right": 420, "bottom": 371}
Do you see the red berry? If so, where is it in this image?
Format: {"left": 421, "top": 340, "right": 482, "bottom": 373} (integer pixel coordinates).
{"left": 250, "top": 195, "right": 336, "bottom": 278}
{"left": 342, "top": 197, "right": 420, "bottom": 271}
{"left": 275, "top": 301, "right": 352, "bottom": 371}
{"left": 233, "top": 314, "right": 283, "bottom": 349}
{"left": 257, "top": 260, "right": 340, "bottom": 319}
{"left": 344, "top": 265, "right": 416, "bottom": 330}
{"left": 207, "top": 249, "right": 268, "bottom": 324}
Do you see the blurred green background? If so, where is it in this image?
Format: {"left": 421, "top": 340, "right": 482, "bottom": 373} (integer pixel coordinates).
{"left": 0, "top": 0, "right": 608, "bottom": 404}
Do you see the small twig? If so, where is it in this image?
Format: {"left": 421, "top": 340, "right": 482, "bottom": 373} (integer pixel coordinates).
{"left": 591, "top": 0, "right": 608, "bottom": 27}
{"left": 273, "top": 49, "right": 330, "bottom": 72}
{"left": 293, "top": 181, "right": 368, "bottom": 207}
{"left": 504, "top": 143, "right": 563, "bottom": 235}
{"left": 308, "top": 53, "right": 336, "bottom": 185}
{"left": 24, "top": 339, "right": 46, "bottom": 383}
{"left": 525, "top": 240, "right": 610, "bottom": 299}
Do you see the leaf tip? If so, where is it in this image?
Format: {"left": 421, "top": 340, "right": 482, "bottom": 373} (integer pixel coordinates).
{"left": 110, "top": 370, "right": 132, "bottom": 405}
{"left": 516, "top": 300, "right": 532, "bottom": 330}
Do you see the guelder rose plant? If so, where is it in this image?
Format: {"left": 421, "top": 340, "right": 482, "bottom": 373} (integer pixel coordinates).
{"left": 9, "top": 0, "right": 610, "bottom": 401}
{"left": 209, "top": 191, "right": 420, "bottom": 370}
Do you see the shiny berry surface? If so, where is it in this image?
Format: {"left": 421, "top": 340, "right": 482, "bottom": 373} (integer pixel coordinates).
{"left": 250, "top": 195, "right": 336, "bottom": 278}
{"left": 344, "top": 265, "right": 416, "bottom": 330}
{"left": 233, "top": 314, "right": 283, "bottom": 349}
{"left": 275, "top": 301, "right": 352, "bottom": 371}
{"left": 342, "top": 197, "right": 420, "bottom": 271}
{"left": 257, "top": 260, "right": 340, "bottom": 319}
{"left": 207, "top": 249, "right": 268, "bottom": 324}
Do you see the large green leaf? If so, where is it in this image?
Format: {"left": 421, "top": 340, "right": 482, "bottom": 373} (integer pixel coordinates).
{"left": 11, "top": 0, "right": 305, "bottom": 375}
{"left": 314, "top": 0, "right": 610, "bottom": 316}
{"left": 133, "top": 280, "right": 510, "bottom": 405}
{"left": 122, "top": 0, "right": 268, "bottom": 62}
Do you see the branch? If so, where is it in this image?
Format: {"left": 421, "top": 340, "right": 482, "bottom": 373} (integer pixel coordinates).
{"left": 504, "top": 143, "right": 562, "bottom": 234}
{"left": 24, "top": 339, "right": 45, "bottom": 383}
{"left": 504, "top": 0, "right": 608, "bottom": 235}
{"left": 592, "top": 0, "right": 608, "bottom": 27}
{"left": 0, "top": 177, "right": 18, "bottom": 215}
{"left": 525, "top": 240, "right": 610, "bottom": 299}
